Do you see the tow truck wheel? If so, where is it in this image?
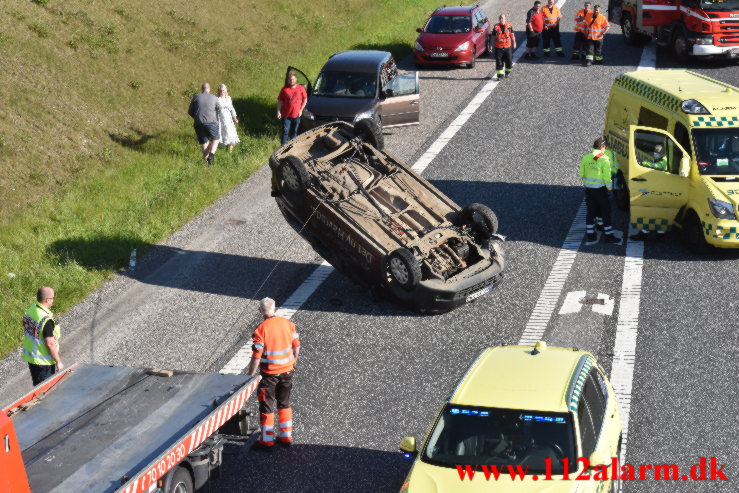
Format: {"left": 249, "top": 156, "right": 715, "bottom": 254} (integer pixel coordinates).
{"left": 354, "top": 118, "right": 385, "bottom": 151}
{"left": 462, "top": 203, "right": 499, "bottom": 238}
{"left": 614, "top": 172, "right": 629, "bottom": 211}
{"left": 279, "top": 155, "right": 311, "bottom": 193}
{"left": 387, "top": 248, "right": 421, "bottom": 290}
{"left": 166, "top": 466, "right": 193, "bottom": 493}
{"left": 672, "top": 30, "right": 689, "bottom": 62}
{"left": 684, "top": 211, "right": 712, "bottom": 254}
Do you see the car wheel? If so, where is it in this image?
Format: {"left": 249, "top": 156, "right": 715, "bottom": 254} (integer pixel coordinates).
{"left": 684, "top": 210, "right": 712, "bottom": 254}
{"left": 614, "top": 172, "right": 629, "bottom": 212}
{"left": 468, "top": 47, "right": 477, "bottom": 69}
{"left": 279, "top": 155, "right": 311, "bottom": 193}
{"left": 166, "top": 466, "right": 193, "bottom": 493}
{"left": 387, "top": 248, "right": 421, "bottom": 290}
{"left": 672, "top": 29, "right": 689, "bottom": 62}
{"left": 353, "top": 118, "right": 384, "bottom": 151}
{"left": 462, "top": 203, "right": 499, "bottom": 238}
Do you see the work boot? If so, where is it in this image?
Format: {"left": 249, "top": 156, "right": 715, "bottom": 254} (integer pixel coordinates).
{"left": 584, "top": 60, "right": 592, "bottom": 67}
{"left": 505, "top": 72, "right": 511, "bottom": 78}
{"left": 629, "top": 231, "right": 649, "bottom": 241}
{"left": 603, "top": 233, "right": 621, "bottom": 244}
{"left": 531, "top": 53, "right": 540, "bottom": 59}
{"left": 252, "top": 442, "right": 274, "bottom": 453}
{"left": 544, "top": 51, "right": 551, "bottom": 57}
{"left": 556, "top": 51, "right": 565, "bottom": 57}
{"left": 585, "top": 232, "right": 597, "bottom": 244}
{"left": 595, "top": 59, "right": 603, "bottom": 65}
{"left": 571, "top": 53, "right": 579, "bottom": 60}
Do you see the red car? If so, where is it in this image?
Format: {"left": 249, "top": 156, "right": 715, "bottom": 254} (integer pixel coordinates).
{"left": 413, "top": 5, "right": 491, "bottom": 69}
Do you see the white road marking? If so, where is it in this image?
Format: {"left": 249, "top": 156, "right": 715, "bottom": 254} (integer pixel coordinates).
{"left": 559, "top": 290, "right": 587, "bottom": 314}
{"left": 637, "top": 43, "right": 657, "bottom": 71}
{"left": 218, "top": 2, "right": 571, "bottom": 375}
{"left": 591, "top": 293, "right": 615, "bottom": 316}
{"left": 518, "top": 202, "right": 586, "bottom": 345}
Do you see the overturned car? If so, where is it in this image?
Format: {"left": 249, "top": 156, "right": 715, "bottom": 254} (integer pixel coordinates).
{"left": 269, "top": 121, "right": 505, "bottom": 313}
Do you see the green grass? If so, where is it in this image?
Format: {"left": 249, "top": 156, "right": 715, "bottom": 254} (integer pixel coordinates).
{"left": 0, "top": 0, "right": 439, "bottom": 359}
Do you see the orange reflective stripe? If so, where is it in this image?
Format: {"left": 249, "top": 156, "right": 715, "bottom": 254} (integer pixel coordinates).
{"left": 587, "top": 15, "right": 608, "bottom": 39}
{"left": 574, "top": 9, "right": 590, "bottom": 33}
{"left": 493, "top": 23, "right": 513, "bottom": 48}
{"left": 542, "top": 6, "right": 561, "bottom": 27}
{"left": 252, "top": 316, "right": 299, "bottom": 374}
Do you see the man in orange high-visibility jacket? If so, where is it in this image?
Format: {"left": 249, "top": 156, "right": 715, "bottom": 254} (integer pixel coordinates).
{"left": 571, "top": 2, "right": 592, "bottom": 60}
{"left": 541, "top": 0, "right": 564, "bottom": 57}
{"left": 492, "top": 14, "right": 517, "bottom": 81}
{"left": 584, "top": 4, "right": 610, "bottom": 66}
{"left": 248, "top": 297, "right": 300, "bottom": 450}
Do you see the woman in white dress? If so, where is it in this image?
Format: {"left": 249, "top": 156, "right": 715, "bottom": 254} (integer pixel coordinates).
{"left": 216, "top": 84, "right": 240, "bottom": 151}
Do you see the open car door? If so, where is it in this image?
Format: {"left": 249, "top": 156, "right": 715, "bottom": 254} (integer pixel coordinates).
{"left": 379, "top": 71, "right": 420, "bottom": 128}
{"left": 286, "top": 66, "right": 312, "bottom": 98}
{"left": 628, "top": 125, "right": 691, "bottom": 232}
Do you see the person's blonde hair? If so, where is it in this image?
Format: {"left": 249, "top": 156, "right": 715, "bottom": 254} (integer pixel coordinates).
{"left": 218, "top": 84, "right": 228, "bottom": 97}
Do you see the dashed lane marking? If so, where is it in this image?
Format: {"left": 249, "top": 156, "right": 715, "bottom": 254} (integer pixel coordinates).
{"left": 220, "top": 0, "right": 568, "bottom": 375}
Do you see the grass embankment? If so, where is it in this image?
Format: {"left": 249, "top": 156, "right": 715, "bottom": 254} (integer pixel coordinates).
{"left": 0, "top": 0, "right": 440, "bottom": 358}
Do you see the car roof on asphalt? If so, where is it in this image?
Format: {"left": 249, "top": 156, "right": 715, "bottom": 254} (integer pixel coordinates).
{"left": 322, "top": 50, "right": 391, "bottom": 74}
{"left": 433, "top": 6, "right": 475, "bottom": 16}
{"left": 450, "top": 345, "right": 590, "bottom": 413}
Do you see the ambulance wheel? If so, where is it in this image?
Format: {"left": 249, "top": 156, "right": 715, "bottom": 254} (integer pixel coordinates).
{"left": 354, "top": 118, "right": 384, "bottom": 151}
{"left": 387, "top": 248, "right": 421, "bottom": 291}
{"left": 165, "top": 466, "right": 193, "bottom": 493}
{"left": 279, "top": 156, "right": 311, "bottom": 193}
{"left": 461, "top": 203, "right": 499, "bottom": 239}
{"left": 684, "top": 210, "right": 712, "bottom": 254}
{"left": 615, "top": 172, "right": 629, "bottom": 211}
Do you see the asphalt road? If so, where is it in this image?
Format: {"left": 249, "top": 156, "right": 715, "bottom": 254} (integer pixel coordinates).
{"left": 2, "top": 0, "right": 738, "bottom": 492}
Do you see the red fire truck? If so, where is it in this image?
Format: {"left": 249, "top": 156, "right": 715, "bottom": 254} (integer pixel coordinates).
{"left": 1, "top": 364, "right": 260, "bottom": 493}
{"left": 608, "top": 0, "right": 739, "bottom": 59}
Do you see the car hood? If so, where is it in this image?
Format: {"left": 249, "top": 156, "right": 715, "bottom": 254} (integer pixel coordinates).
{"left": 306, "top": 96, "right": 374, "bottom": 119}
{"left": 417, "top": 33, "right": 473, "bottom": 50}
{"left": 405, "top": 462, "right": 582, "bottom": 493}
{"left": 706, "top": 177, "right": 739, "bottom": 207}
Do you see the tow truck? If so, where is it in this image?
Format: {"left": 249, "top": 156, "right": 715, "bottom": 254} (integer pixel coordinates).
{"left": 608, "top": 0, "right": 739, "bottom": 60}
{"left": 1, "top": 364, "right": 260, "bottom": 493}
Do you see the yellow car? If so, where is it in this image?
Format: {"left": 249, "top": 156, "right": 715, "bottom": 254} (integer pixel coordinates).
{"left": 399, "top": 342, "right": 622, "bottom": 492}
{"left": 605, "top": 70, "right": 739, "bottom": 252}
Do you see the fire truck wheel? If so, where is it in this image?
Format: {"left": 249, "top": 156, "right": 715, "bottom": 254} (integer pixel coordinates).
{"left": 672, "top": 30, "right": 689, "bottom": 62}
{"left": 167, "top": 466, "right": 193, "bottom": 493}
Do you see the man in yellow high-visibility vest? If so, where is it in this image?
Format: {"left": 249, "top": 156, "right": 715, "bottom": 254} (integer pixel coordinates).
{"left": 22, "top": 287, "right": 63, "bottom": 386}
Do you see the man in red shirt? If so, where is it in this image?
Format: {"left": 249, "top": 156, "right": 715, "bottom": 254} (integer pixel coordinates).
{"left": 277, "top": 72, "right": 308, "bottom": 145}
{"left": 248, "top": 297, "right": 301, "bottom": 450}
{"left": 524, "top": 1, "right": 544, "bottom": 60}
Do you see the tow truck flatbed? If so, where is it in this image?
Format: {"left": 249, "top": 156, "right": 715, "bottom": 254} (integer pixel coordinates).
{"left": 3, "top": 364, "right": 259, "bottom": 493}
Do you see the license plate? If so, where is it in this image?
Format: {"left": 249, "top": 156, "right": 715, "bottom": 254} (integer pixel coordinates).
{"left": 466, "top": 285, "right": 493, "bottom": 303}
{"left": 430, "top": 52, "right": 449, "bottom": 57}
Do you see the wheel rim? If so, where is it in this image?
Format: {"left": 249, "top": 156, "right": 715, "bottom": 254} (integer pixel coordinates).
{"left": 283, "top": 166, "right": 299, "bottom": 190}
{"left": 675, "top": 36, "right": 687, "bottom": 56}
{"left": 623, "top": 18, "right": 632, "bottom": 39}
{"left": 390, "top": 257, "right": 409, "bottom": 284}
{"left": 173, "top": 482, "right": 188, "bottom": 493}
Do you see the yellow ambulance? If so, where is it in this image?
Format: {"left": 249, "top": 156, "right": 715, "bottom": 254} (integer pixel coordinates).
{"left": 605, "top": 70, "right": 739, "bottom": 252}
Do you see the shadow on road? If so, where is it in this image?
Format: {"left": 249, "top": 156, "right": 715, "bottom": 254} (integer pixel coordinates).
{"left": 213, "top": 443, "right": 411, "bottom": 493}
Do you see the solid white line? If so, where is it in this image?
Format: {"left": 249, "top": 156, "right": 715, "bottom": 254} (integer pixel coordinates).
{"left": 637, "top": 43, "right": 657, "bottom": 71}
{"left": 218, "top": 2, "right": 570, "bottom": 375}
{"left": 518, "top": 201, "right": 585, "bottom": 345}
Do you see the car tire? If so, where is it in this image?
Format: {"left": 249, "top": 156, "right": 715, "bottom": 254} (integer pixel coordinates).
{"left": 614, "top": 171, "right": 629, "bottom": 212}
{"left": 387, "top": 248, "right": 421, "bottom": 291}
{"left": 353, "top": 118, "right": 384, "bottom": 151}
{"left": 621, "top": 13, "right": 637, "bottom": 46}
{"left": 684, "top": 210, "right": 712, "bottom": 254}
{"left": 279, "top": 155, "right": 311, "bottom": 193}
{"left": 468, "top": 47, "right": 477, "bottom": 69}
{"left": 462, "top": 203, "right": 499, "bottom": 238}
{"left": 672, "top": 29, "right": 690, "bottom": 62}
{"left": 165, "top": 466, "right": 193, "bottom": 493}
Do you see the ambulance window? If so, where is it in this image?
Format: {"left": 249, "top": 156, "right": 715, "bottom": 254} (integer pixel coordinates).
{"left": 634, "top": 129, "right": 671, "bottom": 173}
{"left": 638, "top": 107, "right": 668, "bottom": 130}
{"left": 674, "top": 122, "right": 693, "bottom": 157}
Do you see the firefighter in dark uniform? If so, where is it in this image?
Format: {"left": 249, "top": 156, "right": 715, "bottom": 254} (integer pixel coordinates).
{"left": 491, "top": 14, "right": 517, "bottom": 81}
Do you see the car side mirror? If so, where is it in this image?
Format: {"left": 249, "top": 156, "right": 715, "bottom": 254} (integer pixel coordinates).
{"left": 589, "top": 451, "right": 610, "bottom": 467}
{"left": 679, "top": 155, "right": 690, "bottom": 177}
{"left": 400, "top": 437, "right": 417, "bottom": 457}
{"left": 475, "top": 27, "right": 484, "bottom": 33}
{"left": 416, "top": 27, "right": 422, "bottom": 33}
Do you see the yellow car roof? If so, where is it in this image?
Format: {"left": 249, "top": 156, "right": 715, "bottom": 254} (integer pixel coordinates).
{"left": 450, "top": 344, "right": 592, "bottom": 413}
{"left": 615, "top": 70, "right": 739, "bottom": 124}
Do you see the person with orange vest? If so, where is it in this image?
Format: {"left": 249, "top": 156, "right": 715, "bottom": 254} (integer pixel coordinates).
{"left": 491, "top": 14, "right": 517, "bottom": 80}
{"left": 248, "top": 297, "right": 301, "bottom": 450}
{"left": 584, "top": 4, "right": 610, "bottom": 66}
{"left": 541, "top": 0, "right": 564, "bottom": 57}
{"left": 571, "top": 2, "right": 592, "bottom": 60}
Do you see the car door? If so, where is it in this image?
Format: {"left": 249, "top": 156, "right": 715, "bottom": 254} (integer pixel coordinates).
{"left": 628, "top": 125, "right": 691, "bottom": 231}
{"left": 285, "top": 66, "right": 312, "bottom": 98}
{"left": 378, "top": 71, "right": 420, "bottom": 127}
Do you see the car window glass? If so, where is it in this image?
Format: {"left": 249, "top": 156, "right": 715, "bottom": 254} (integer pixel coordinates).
{"left": 692, "top": 127, "right": 739, "bottom": 175}
{"left": 387, "top": 72, "right": 417, "bottom": 97}
{"left": 425, "top": 15, "right": 472, "bottom": 33}
{"left": 314, "top": 72, "right": 376, "bottom": 98}
{"left": 635, "top": 129, "right": 672, "bottom": 173}
{"left": 480, "top": 9, "right": 488, "bottom": 23}
{"left": 577, "top": 396, "right": 597, "bottom": 457}
{"left": 638, "top": 106, "right": 669, "bottom": 130}
{"left": 674, "top": 122, "right": 693, "bottom": 158}
{"left": 582, "top": 374, "right": 606, "bottom": 442}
